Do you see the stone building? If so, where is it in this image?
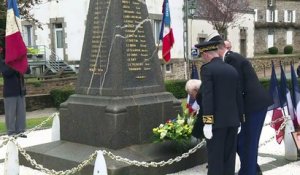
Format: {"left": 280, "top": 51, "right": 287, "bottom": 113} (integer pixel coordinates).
{"left": 250, "top": 0, "right": 300, "bottom": 54}
{"left": 21, "top": 0, "right": 255, "bottom": 80}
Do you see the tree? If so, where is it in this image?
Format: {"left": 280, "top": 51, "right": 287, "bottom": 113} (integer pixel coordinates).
{"left": 195, "top": 0, "right": 250, "bottom": 37}
{"left": 0, "top": 0, "right": 43, "bottom": 48}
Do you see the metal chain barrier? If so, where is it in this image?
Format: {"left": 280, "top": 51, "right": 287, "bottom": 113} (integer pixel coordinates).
{"left": 14, "top": 138, "right": 206, "bottom": 174}
{"left": 102, "top": 140, "right": 206, "bottom": 168}
{"left": 0, "top": 112, "right": 57, "bottom": 140}
{"left": 259, "top": 116, "right": 289, "bottom": 148}
{"left": 12, "top": 137, "right": 97, "bottom": 175}
{"left": 0, "top": 113, "right": 290, "bottom": 174}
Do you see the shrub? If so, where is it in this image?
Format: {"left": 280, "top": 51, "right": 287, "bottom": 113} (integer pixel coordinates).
{"left": 165, "top": 80, "right": 187, "bottom": 99}
{"left": 50, "top": 87, "right": 75, "bottom": 108}
{"left": 284, "top": 45, "right": 293, "bottom": 54}
{"left": 268, "top": 47, "right": 278, "bottom": 54}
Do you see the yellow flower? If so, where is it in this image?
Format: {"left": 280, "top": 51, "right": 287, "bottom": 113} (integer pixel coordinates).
{"left": 160, "top": 130, "right": 167, "bottom": 139}
{"left": 177, "top": 119, "right": 184, "bottom": 125}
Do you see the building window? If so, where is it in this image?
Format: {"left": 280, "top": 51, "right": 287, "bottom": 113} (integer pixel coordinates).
{"left": 266, "top": 9, "right": 278, "bottom": 22}
{"left": 165, "top": 64, "right": 173, "bottom": 74}
{"left": 22, "top": 25, "right": 33, "bottom": 46}
{"left": 55, "top": 23, "right": 63, "bottom": 48}
{"left": 197, "top": 37, "right": 205, "bottom": 44}
{"left": 267, "top": 0, "right": 274, "bottom": 7}
{"left": 285, "top": 10, "right": 293, "bottom": 22}
{"left": 286, "top": 31, "right": 293, "bottom": 45}
{"left": 266, "top": 10, "right": 273, "bottom": 22}
{"left": 268, "top": 30, "right": 274, "bottom": 49}
{"left": 284, "top": 10, "right": 296, "bottom": 23}
{"left": 152, "top": 19, "right": 162, "bottom": 45}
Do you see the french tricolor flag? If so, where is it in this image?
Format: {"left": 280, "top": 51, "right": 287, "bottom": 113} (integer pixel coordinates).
{"left": 5, "top": 0, "right": 28, "bottom": 74}
{"left": 159, "top": 0, "right": 174, "bottom": 63}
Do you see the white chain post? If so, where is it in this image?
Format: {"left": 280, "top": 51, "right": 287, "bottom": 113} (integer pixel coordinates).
{"left": 4, "top": 140, "right": 19, "bottom": 175}
{"left": 51, "top": 113, "right": 61, "bottom": 141}
{"left": 93, "top": 151, "right": 108, "bottom": 175}
{"left": 283, "top": 115, "right": 298, "bottom": 161}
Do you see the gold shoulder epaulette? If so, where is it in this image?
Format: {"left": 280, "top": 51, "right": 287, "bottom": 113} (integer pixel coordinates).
{"left": 203, "top": 115, "right": 214, "bottom": 124}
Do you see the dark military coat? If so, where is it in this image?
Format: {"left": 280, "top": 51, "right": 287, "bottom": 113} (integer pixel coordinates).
{"left": 200, "top": 57, "right": 243, "bottom": 128}
{"left": 224, "top": 51, "right": 272, "bottom": 115}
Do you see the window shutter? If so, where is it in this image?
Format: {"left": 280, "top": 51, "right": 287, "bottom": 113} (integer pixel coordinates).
{"left": 254, "top": 9, "right": 258, "bottom": 22}
{"left": 274, "top": 10, "right": 278, "bottom": 22}
{"left": 284, "top": 10, "right": 287, "bottom": 22}
{"left": 293, "top": 10, "right": 296, "bottom": 23}
{"left": 266, "top": 10, "right": 270, "bottom": 22}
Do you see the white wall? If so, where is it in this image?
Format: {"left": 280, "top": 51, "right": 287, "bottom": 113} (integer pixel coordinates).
{"left": 28, "top": 0, "right": 254, "bottom": 61}
{"left": 29, "top": 0, "right": 89, "bottom": 61}
{"left": 190, "top": 13, "right": 255, "bottom": 58}
{"left": 227, "top": 13, "right": 255, "bottom": 58}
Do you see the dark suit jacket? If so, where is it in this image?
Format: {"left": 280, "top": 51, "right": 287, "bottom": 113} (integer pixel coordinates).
{"left": 224, "top": 51, "right": 272, "bottom": 115}
{"left": 0, "top": 59, "right": 31, "bottom": 97}
{"left": 201, "top": 57, "right": 243, "bottom": 128}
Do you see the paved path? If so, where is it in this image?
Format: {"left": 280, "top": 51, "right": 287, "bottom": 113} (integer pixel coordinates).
{"left": 0, "top": 108, "right": 58, "bottom": 122}
{"left": 0, "top": 109, "right": 299, "bottom": 174}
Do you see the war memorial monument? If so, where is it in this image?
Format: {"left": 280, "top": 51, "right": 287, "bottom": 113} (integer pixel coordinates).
{"left": 20, "top": 0, "right": 207, "bottom": 174}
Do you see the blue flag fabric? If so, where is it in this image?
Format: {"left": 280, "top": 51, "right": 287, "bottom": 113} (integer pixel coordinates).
{"left": 279, "top": 62, "right": 288, "bottom": 108}
{"left": 290, "top": 63, "right": 300, "bottom": 126}
{"left": 190, "top": 62, "right": 199, "bottom": 79}
{"left": 268, "top": 61, "right": 281, "bottom": 111}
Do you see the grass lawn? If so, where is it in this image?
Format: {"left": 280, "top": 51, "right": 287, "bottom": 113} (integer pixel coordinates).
{"left": 0, "top": 117, "right": 53, "bottom": 135}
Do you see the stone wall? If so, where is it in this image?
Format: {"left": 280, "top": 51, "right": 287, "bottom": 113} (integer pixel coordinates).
{"left": 251, "top": 54, "right": 300, "bottom": 78}
{"left": 0, "top": 77, "right": 77, "bottom": 97}
{"left": 0, "top": 77, "right": 77, "bottom": 115}
{"left": 250, "top": 0, "right": 300, "bottom": 54}
{"left": 0, "top": 94, "right": 54, "bottom": 115}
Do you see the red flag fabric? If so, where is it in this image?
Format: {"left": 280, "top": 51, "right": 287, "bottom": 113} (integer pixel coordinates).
{"left": 268, "top": 61, "right": 285, "bottom": 144}
{"left": 159, "top": 0, "right": 174, "bottom": 62}
{"left": 5, "top": 0, "right": 28, "bottom": 74}
{"left": 271, "top": 108, "right": 285, "bottom": 144}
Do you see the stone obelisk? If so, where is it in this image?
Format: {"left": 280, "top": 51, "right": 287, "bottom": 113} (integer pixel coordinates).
{"left": 20, "top": 1, "right": 207, "bottom": 174}
{"left": 59, "top": 0, "right": 181, "bottom": 149}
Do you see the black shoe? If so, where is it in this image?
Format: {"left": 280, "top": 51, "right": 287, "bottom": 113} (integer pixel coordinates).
{"left": 18, "top": 133, "right": 27, "bottom": 138}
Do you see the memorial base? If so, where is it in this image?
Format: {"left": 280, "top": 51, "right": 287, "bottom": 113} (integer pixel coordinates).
{"left": 20, "top": 140, "right": 207, "bottom": 175}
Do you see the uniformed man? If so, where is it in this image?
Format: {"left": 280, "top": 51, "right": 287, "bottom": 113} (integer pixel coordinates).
{"left": 195, "top": 39, "right": 243, "bottom": 175}
{"left": 208, "top": 33, "right": 272, "bottom": 175}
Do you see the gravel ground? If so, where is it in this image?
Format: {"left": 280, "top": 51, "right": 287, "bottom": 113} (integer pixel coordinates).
{"left": 0, "top": 109, "right": 299, "bottom": 174}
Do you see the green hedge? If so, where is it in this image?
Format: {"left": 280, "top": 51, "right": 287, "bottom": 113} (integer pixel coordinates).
{"left": 284, "top": 45, "right": 293, "bottom": 54}
{"left": 165, "top": 80, "right": 187, "bottom": 99}
{"left": 268, "top": 46, "right": 278, "bottom": 54}
{"left": 50, "top": 87, "right": 75, "bottom": 108}
{"left": 48, "top": 78, "right": 300, "bottom": 108}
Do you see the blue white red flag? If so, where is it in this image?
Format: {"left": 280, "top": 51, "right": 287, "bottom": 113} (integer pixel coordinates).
{"left": 159, "top": 0, "right": 174, "bottom": 63}
{"left": 279, "top": 62, "right": 294, "bottom": 117}
{"left": 290, "top": 63, "right": 300, "bottom": 127}
{"left": 268, "top": 61, "right": 284, "bottom": 144}
{"left": 5, "top": 0, "right": 28, "bottom": 74}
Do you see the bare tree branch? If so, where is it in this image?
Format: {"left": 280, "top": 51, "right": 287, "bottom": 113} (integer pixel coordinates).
{"left": 195, "top": 0, "right": 250, "bottom": 36}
